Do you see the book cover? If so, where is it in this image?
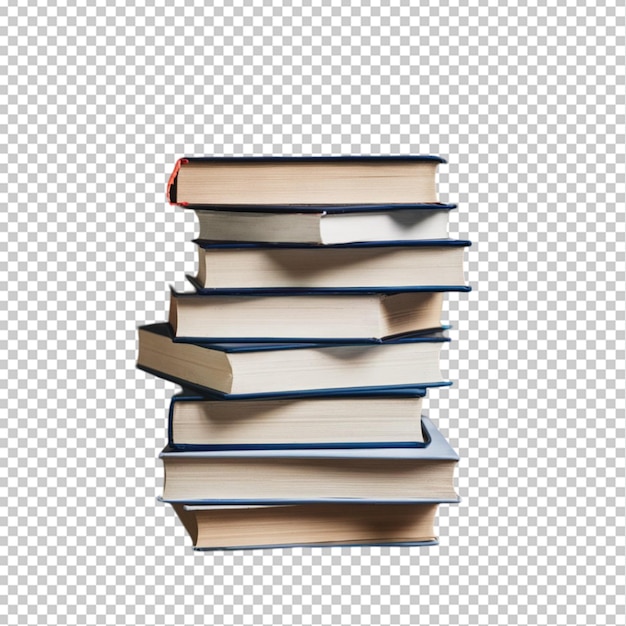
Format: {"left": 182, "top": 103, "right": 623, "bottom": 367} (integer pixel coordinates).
{"left": 186, "top": 276, "right": 472, "bottom": 295}
{"left": 193, "top": 238, "right": 471, "bottom": 250}
{"left": 192, "top": 202, "right": 457, "bottom": 214}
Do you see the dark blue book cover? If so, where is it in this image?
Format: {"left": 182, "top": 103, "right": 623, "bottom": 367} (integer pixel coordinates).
{"left": 186, "top": 275, "right": 471, "bottom": 295}
{"left": 192, "top": 202, "right": 457, "bottom": 214}
{"left": 193, "top": 237, "right": 471, "bottom": 250}
{"left": 141, "top": 321, "right": 450, "bottom": 352}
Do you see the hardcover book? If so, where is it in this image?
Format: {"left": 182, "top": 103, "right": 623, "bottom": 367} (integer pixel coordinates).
{"left": 191, "top": 239, "right": 471, "bottom": 291}
{"left": 137, "top": 323, "right": 451, "bottom": 396}
{"left": 167, "top": 155, "right": 446, "bottom": 206}
{"left": 159, "top": 416, "right": 459, "bottom": 503}
{"left": 170, "top": 501, "right": 442, "bottom": 550}
{"left": 168, "top": 288, "right": 448, "bottom": 342}
{"left": 166, "top": 387, "right": 428, "bottom": 450}
{"left": 193, "top": 203, "right": 455, "bottom": 244}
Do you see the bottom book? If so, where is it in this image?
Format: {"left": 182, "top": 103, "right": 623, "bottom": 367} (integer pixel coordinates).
{"left": 170, "top": 502, "right": 441, "bottom": 550}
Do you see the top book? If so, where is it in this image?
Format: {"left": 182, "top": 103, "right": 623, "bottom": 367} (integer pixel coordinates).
{"left": 167, "top": 155, "right": 446, "bottom": 206}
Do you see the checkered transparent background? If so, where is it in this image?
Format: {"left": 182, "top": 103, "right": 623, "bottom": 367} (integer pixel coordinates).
{"left": 2, "top": 1, "right": 625, "bottom": 624}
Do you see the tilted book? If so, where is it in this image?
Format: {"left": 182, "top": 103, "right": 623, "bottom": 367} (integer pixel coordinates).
{"left": 137, "top": 323, "right": 452, "bottom": 396}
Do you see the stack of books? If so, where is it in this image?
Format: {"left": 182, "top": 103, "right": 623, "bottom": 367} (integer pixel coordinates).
{"left": 137, "top": 156, "right": 470, "bottom": 550}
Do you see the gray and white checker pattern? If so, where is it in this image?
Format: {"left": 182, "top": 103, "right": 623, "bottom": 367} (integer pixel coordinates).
{"left": 1, "top": 0, "right": 625, "bottom": 624}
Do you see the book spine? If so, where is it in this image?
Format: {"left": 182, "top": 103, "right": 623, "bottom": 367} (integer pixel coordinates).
{"left": 167, "top": 158, "right": 188, "bottom": 206}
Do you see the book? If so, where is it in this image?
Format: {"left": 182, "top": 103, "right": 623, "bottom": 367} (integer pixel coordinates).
{"left": 167, "top": 155, "right": 446, "bottom": 206}
{"left": 137, "top": 323, "right": 451, "bottom": 396}
{"left": 159, "top": 417, "right": 458, "bottom": 503}
{"left": 167, "top": 387, "right": 428, "bottom": 450}
{"left": 193, "top": 203, "right": 454, "bottom": 244}
{"left": 170, "top": 501, "right": 441, "bottom": 550}
{"left": 191, "top": 239, "right": 470, "bottom": 291}
{"left": 168, "top": 288, "right": 448, "bottom": 341}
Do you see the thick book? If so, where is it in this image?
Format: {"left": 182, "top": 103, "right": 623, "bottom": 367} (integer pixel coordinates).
{"left": 167, "top": 155, "right": 446, "bottom": 206}
{"left": 137, "top": 323, "right": 451, "bottom": 396}
{"left": 159, "top": 416, "right": 459, "bottom": 503}
{"left": 170, "top": 501, "right": 441, "bottom": 550}
{"left": 191, "top": 239, "right": 471, "bottom": 291}
{"left": 193, "top": 203, "right": 455, "bottom": 244}
{"left": 167, "top": 387, "right": 427, "bottom": 451}
{"left": 168, "top": 288, "right": 448, "bottom": 342}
